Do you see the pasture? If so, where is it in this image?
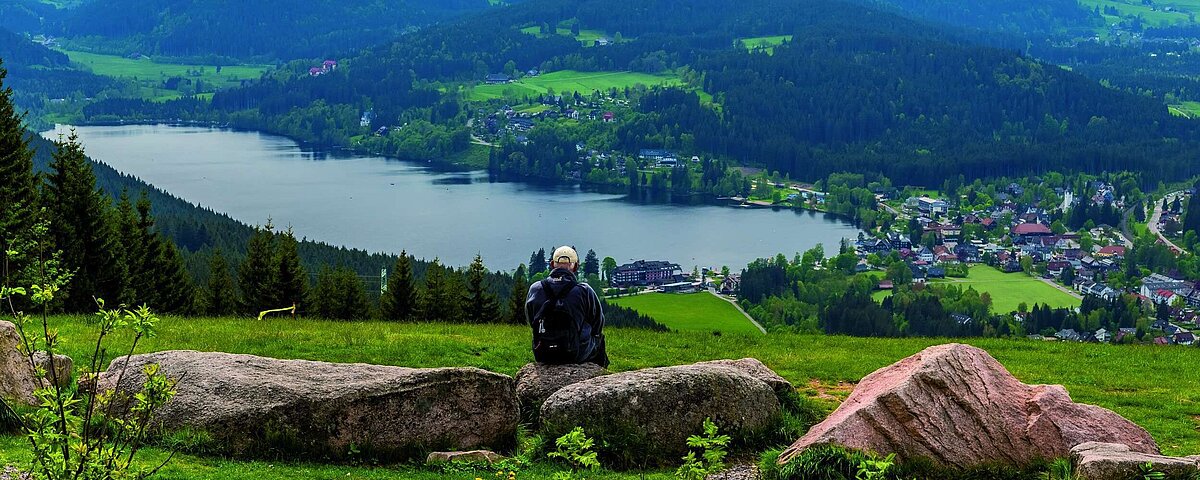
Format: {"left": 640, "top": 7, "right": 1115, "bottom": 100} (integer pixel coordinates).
{"left": 1, "top": 316, "right": 1198, "bottom": 479}
{"left": 738, "top": 35, "right": 793, "bottom": 54}
{"left": 59, "top": 49, "right": 271, "bottom": 100}
{"left": 467, "top": 69, "right": 682, "bottom": 101}
{"left": 873, "top": 265, "right": 1080, "bottom": 314}
{"left": 608, "top": 292, "right": 762, "bottom": 334}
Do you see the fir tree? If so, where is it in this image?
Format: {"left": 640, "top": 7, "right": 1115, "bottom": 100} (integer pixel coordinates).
{"left": 529, "top": 248, "right": 547, "bottom": 274}
{"left": 583, "top": 249, "right": 600, "bottom": 277}
{"left": 205, "top": 249, "right": 237, "bottom": 316}
{"left": 238, "top": 221, "right": 277, "bottom": 315}
{"left": 380, "top": 250, "right": 418, "bottom": 321}
{"left": 506, "top": 264, "right": 529, "bottom": 324}
{"left": 44, "top": 131, "right": 125, "bottom": 312}
{"left": 312, "top": 265, "right": 370, "bottom": 320}
{"left": 419, "top": 258, "right": 462, "bottom": 322}
{"left": 151, "top": 240, "right": 195, "bottom": 314}
{"left": 464, "top": 254, "right": 499, "bottom": 323}
{"left": 274, "top": 227, "right": 307, "bottom": 310}
{"left": 0, "top": 62, "right": 40, "bottom": 289}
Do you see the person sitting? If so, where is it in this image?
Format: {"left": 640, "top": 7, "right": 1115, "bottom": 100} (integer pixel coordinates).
{"left": 525, "top": 246, "right": 608, "bottom": 367}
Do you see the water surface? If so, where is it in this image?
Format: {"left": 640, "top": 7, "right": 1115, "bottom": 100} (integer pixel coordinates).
{"left": 46, "top": 124, "right": 861, "bottom": 269}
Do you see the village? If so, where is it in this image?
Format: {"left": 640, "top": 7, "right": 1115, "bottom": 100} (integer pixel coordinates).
{"left": 850, "top": 182, "right": 1200, "bottom": 347}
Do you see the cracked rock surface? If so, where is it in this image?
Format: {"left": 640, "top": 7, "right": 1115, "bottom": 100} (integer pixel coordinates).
{"left": 779, "top": 343, "right": 1158, "bottom": 468}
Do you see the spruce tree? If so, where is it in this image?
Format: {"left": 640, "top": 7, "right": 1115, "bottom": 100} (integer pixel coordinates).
{"left": 380, "top": 250, "right": 417, "bottom": 321}
{"left": 530, "top": 248, "right": 547, "bottom": 274}
{"left": 152, "top": 240, "right": 195, "bottom": 314}
{"left": 274, "top": 227, "right": 307, "bottom": 310}
{"left": 464, "top": 254, "right": 499, "bottom": 323}
{"left": 506, "top": 264, "right": 529, "bottom": 324}
{"left": 205, "top": 249, "right": 237, "bottom": 316}
{"left": 313, "top": 265, "right": 371, "bottom": 320}
{"left": 238, "top": 221, "right": 277, "bottom": 315}
{"left": 419, "top": 258, "right": 462, "bottom": 322}
{"left": 583, "top": 249, "right": 599, "bottom": 277}
{"left": 0, "top": 61, "right": 40, "bottom": 288}
{"left": 45, "top": 132, "right": 125, "bottom": 312}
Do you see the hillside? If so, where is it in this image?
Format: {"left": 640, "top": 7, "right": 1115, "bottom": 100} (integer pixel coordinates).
{"left": 50, "top": 0, "right": 495, "bottom": 60}
{"left": 0, "top": 316, "right": 1196, "bottom": 479}
{"left": 859, "top": 0, "right": 1099, "bottom": 36}
{"left": 178, "top": 0, "right": 1200, "bottom": 186}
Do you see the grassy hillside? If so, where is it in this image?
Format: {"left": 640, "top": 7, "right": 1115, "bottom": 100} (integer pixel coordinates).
{"left": 7, "top": 316, "right": 1199, "bottom": 453}
{"left": 467, "top": 70, "right": 681, "bottom": 101}
{"left": 609, "top": 292, "right": 762, "bottom": 334}
{"left": 872, "top": 266, "right": 1080, "bottom": 313}
{"left": 60, "top": 49, "right": 271, "bottom": 101}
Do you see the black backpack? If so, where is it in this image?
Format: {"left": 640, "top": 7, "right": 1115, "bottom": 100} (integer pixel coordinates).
{"left": 531, "top": 278, "right": 581, "bottom": 364}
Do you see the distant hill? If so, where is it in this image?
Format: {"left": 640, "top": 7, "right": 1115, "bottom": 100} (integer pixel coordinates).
{"left": 0, "top": 27, "right": 122, "bottom": 119}
{"left": 856, "top": 0, "right": 1099, "bottom": 37}
{"left": 0, "top": 0, "right": 58, "bottom": 34}
{"left": 52, "top": 0, "right": 496, "bottom": 60}
{"left": 190, "top": 0, "right": 1200, "bottom": 185}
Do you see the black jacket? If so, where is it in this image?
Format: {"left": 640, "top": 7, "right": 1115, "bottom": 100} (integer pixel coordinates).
{"left": 525, "top": 268, "right": 605, "bottom": 364}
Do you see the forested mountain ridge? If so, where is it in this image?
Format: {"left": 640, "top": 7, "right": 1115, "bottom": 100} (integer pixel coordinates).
{"left": 857, "top": 0, "right": 1100, "bottom": 37}
{"left": 48, "top": 0, "right": 496, "bottom": 60}
{"left": 159, "top": 0, "right": 1200, "bottom": 186}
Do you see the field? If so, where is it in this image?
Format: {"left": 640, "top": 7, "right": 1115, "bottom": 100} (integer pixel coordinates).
{"left": 59, "top": 49, "right": 271, "bottom": 100}
{"left": 873, "top": 265, "right": 1080, "bottom": 313}
{"left": 519, "top": 25, "right": 612, "bottom": 46}
{"left": 1079, "top": 0, "right": 1199, "bottom": 30}
{"left": 1, "top": 316, "right": 1199, "bottom": 480}
{"left": 467, "top": 70, "right": 682, "bottom": 101}
{"left": 1170, "top": 101, "right": 1200, "bottom": 119}
{"left": 738, "top": 35, "right": 793, "bottom": 54}
{"left": 608, "top": 292, "right": 763, "bottom": 334}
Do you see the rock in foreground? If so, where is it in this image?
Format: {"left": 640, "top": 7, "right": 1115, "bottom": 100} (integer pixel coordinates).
{"left": 1071, "top": 442, "right": 1200, "bottom": 480}
{"left": 780, "top": 344, "right": 1159, "bottom": 468}
{"left": 100, "top": 350, "right": 519, "bottom": 460}
{"left": 541, "top": 362, "right": 781, "bottom": 465}
{"left": 1, "top": 321, "right": 73, "bottom": 406}
{"left": 514, "top": 362, "right": 608, "bottom": 423}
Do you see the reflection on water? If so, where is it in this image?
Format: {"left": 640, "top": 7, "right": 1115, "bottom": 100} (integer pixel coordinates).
{"left": 45, "top": 124, "right": 862, "bottom": 269}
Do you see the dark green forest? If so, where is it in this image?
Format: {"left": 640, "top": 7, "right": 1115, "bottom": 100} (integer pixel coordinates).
{"left": 66, "top": 0, "right": 1200, "bottom": 188}
{"left": 10, "top": 0, "right": 496, "bottom": 60}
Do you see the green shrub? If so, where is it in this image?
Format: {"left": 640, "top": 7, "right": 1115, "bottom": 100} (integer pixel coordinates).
{"left": 676, "top": 418, "right": 731, "bottom": 480}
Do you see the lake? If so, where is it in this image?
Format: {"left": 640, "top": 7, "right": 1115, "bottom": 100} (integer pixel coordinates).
{"left": 44, "top": 124, "right": 862, "bottom": 270}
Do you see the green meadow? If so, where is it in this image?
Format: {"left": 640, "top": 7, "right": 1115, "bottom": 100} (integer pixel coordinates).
{"left": 874, "top": 265, "right": 1079, "bottom": 314}
{"left": 467, "top": 70, "right": 682, "bottom": 101}
{"left": 2, "top": 316, "right": 1196, "bottom": 479}
{"left": 608, "top": 292, "right": 762, "bottom": 334}
{"left": 59, "top": 49, "right": 271, "bottom": 100}
{"left": 738, "top": 35, "right": 793, "bottom": 54}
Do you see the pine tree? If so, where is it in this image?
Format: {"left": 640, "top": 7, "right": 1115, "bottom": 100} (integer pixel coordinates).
{"left": 312, "top": 266, "right": 370, "bottom": 320}
{"left": 530, "top": 248, "right": 547, "bottom": 274}
{"left": 151, "top": 240, "right": 195, "bottom": 314}
{"left": 238, "top": 221, "right": 277, "bottom": 315}
{"left": 464, "top": 254, "right": 499, "bottom": 323}
{"left": 380, "top": 250, "right": 418, "bottom": 321}
{"left": 583, "top": 249, "right": 599, "bottom": 277}
{"left": 205, "top": 249, "right": 237, "bottom": 316}
{"left": 419, "top": 258, "right": 462, "bottom": 322}
{"left": 274, "top": 227, "right": 307, "bottom": 310}
{"left": 45, "top": 131, "right": 125, "bottom": 312}
{"left": 0, "top": 62, "right": 40, "bottom": 289}
{"left": 506, "top": 264, "right": 529, "bottom": 324}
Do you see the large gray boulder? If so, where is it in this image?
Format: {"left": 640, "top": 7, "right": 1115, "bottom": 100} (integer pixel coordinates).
{"left": 514, "top": 362, "right": 608, "bottom": 423}
{"left": 694, "top": 358, "right": 793, "bottom": 396}
{"left": 780, "top": 344, "right": 1159, "bottom": 469}
{"left": 1, "top": 321, "right": 73, "bottom": 405}
{"left": 1071, "top": 442, "right": 1200, "bottom": 480}
{"left": 100, "top": 350, "right": 520, "bottom": 460}
{"left": 540, "top": 363, "right": 781, "bottom": 466}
